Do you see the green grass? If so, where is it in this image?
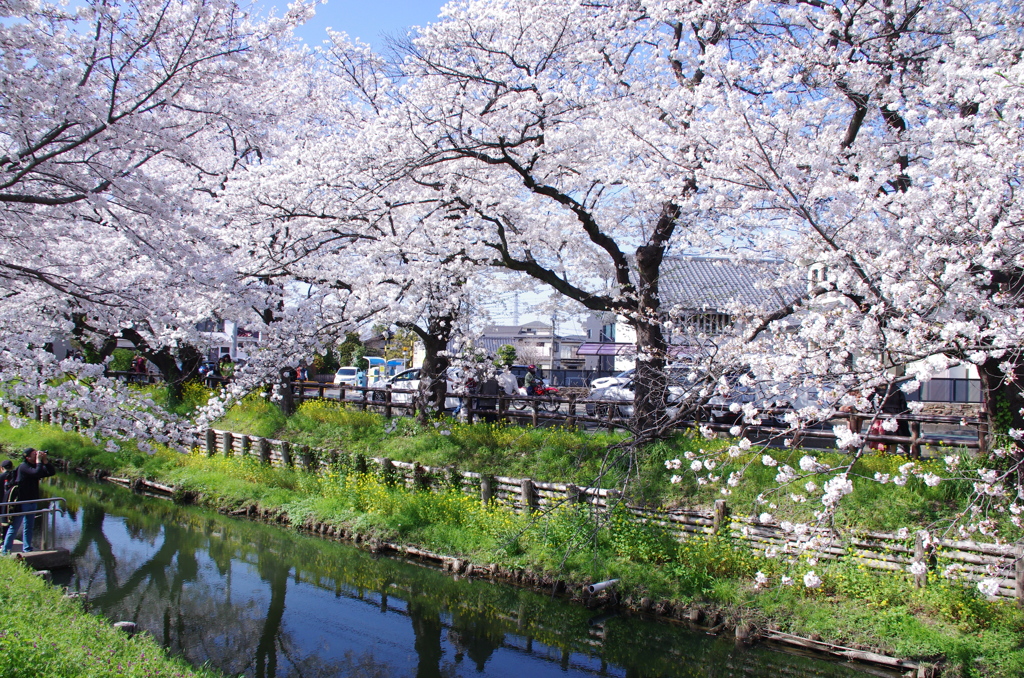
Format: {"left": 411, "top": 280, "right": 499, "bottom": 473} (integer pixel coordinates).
{"left": 0, "top": 557, "right": 221, "bottom": 678}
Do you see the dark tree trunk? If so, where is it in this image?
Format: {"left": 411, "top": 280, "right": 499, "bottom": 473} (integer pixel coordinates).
{"left": 629, "top": 235, "right": 672, "bottom": 438}
{"left": 402, "top": 312, "right": 455, "bottom": 425}
{"left": 119, "top": 329, "right": 201, "bottom": 405}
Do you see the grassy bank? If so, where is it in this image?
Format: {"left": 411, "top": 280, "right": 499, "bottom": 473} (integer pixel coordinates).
{"left": 216, "top": 397, "right": 979, "bottom": 533}
{"left": 3, "top": 400, "right": 1023, "bottom": 676}
{"left": 0, "top": 557, "right": 220, "bottom": 678}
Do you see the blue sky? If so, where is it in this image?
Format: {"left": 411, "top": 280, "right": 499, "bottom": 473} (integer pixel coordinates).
{"left": 293, "top": 0, "right": 449, "bottom": 50}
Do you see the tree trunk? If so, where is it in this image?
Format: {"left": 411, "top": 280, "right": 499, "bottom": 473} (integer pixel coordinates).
{"left": 630, "top": 242, "right": 670, "bottom": 438}
{"left": 119, "top": 329, "right": 201, "bottom": 405}
{"left": 978, "top": 356, "right": 1024, "bottom": 495}
{"left": 402, "top": 312, "right": 455, "bottom": 425}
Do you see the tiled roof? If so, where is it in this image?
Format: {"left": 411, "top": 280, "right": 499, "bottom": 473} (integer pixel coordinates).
{"left": 657, "top": 257, "right": 801, "bottom": 313}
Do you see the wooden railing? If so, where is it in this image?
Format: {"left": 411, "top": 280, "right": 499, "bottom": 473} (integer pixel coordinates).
{"left": 289, "top": 381, "right": 988, "bottom": 458}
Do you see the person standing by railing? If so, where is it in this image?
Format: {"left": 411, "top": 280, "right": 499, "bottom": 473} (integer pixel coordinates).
{"left": 0, "top": 459, "right": 14, "bottom": 543}
{"left": 2, "top": 448, "right": 55, "bottom": 555}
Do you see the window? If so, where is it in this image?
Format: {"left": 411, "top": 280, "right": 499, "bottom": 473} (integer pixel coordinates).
{"left": 196, "top": 319, "right": 225, "bottom": 333}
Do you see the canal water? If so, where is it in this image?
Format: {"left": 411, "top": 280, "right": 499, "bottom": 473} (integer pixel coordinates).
{"left": 45, "top": 476, "right": 882, "bottom": 678}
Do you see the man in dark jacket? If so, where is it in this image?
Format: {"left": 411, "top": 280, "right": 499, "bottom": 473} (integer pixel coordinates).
{"left": 2, "top": 448, "right": 55, "bottom": 554}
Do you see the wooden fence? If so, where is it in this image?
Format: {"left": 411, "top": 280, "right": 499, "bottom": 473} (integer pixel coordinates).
{"left": 290, "top": 381, "right": 988, "bottom": 458}
{"left": 199, "top": 425, "right": 1024, "bottom": 604}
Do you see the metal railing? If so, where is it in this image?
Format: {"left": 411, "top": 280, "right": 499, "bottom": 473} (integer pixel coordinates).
{"left": 1, "top": 496, "right": 67, "bottom": 551}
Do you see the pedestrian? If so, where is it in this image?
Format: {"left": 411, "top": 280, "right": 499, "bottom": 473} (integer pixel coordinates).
{"left": 476, "top": 375, "right": 501, "bottom": 423}
{"left": 0, "top": 459, "right": 14, "bottom": 543}
{"left": 2, "top": 448, "right": 55, "bottom": 555}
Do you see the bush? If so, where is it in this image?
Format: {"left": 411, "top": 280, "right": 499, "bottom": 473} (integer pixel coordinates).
{"left": 108, "top": 348, "right": 136, "bottom": 372}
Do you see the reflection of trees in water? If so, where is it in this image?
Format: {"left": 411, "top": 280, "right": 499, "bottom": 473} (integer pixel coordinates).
{"left": 52, "top": 477, "right": 871, "bottom": 678}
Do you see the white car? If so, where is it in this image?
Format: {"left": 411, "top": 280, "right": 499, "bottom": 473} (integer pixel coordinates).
{"left": 590, "top": 369, "right": 634, "bottom": 390}
{"left": 586, "top": 380, "right": 692, "bottom": 418}
{"left": 333, "top": 366, "right": 360, "bottom": 386}
{"left": 376, "top": 367, "right": 464, "bottom": 409}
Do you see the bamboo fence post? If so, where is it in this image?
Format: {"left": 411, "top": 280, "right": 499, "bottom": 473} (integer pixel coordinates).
{"left": 914, "top": 533, "right": 928, "bottom": 588}
{"left": 258, "top": 437, "right": 271, "bottom": 465}
{"left": 301, "top": 445, "right": 315, "bottom": 472}
{"left": 480, "top": 475, "right": 493, "bottom": 507}
{"left": 280, "top": 441, "right": 293, "bottom": 467}
{"left": 521, "top": 477, "right": 537, "bottom": 513}
{"left": 384, "top": 388, "right": 393, "bottom": 419}
{"left": 566, "top": 394, "right": 577, "bottom": 430}
{"left": 381, "top": 458, "right": 396, "bottom": 486}
{"left": 910, "top": 420, "right": 922, "bottom": 459}
{"left": 240, "top": 435, "right": 251, "bottom": 457}
{"left": 222, "top": 431, "right": 233, "bottom": 457}
{"left": 465, "top": 395, "right": 475, "bottom": 425}
{"left": 414, "top": 463, "right": 429, "bottom": 491}
{"left": 1016, "top": 544, "right": 1024, "bottom": 608}
{"left": 713, "top": 499, "right": 728, "bottom": 534}
{"left": 531, "top": 399, "right": 539, "bottom": 427}
{"left": 205, "top": 429, "right": 216, "bottom": 457}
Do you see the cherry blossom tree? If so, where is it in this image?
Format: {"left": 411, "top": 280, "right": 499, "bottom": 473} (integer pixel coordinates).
{"left": 687, "top": 0, "right": 1024, "bottom": 498}
{"left": 379, "top": 0, "right": 730, "bottom": 434}
{"left": 0, "top": 0, "right": 312, "bottom": 428}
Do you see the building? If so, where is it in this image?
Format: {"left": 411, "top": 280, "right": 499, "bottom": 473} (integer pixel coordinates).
{"left": 579, "top": 256, "right": 803, "bottom": 371}
{"left": 196, "top": 320, "right": 261, "bottom": 362}
{"left": 477, "top": 321, "right": 587, "bottom": 371}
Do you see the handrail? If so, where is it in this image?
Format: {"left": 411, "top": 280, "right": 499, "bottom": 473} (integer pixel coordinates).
{"left": 1, "top": 496, "right": 67, "bottom": 519}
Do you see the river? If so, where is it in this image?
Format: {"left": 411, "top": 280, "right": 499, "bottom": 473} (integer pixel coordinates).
{"left": 44, "top": 475, "right": 885, "bottom": 678}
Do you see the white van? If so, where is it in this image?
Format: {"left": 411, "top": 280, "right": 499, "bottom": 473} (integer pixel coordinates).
{"left": 333, "top": 366, "right": 360, "bottom": 386}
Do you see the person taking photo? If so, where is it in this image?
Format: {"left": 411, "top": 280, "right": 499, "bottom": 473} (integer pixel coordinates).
{"left": 1, "top": 448, "right": 55, "bottom": 554}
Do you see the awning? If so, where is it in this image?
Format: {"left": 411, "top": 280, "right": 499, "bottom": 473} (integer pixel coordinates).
{"left": 575, "top": 343, "right": 709, "bottom": 358}
{"left": 575, "top": 343, "right": 635, "bottom": 356}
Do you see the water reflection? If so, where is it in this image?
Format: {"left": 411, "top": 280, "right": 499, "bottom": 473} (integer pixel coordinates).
{"left": 48, "top": 476, "right": 879, "bottom": 678}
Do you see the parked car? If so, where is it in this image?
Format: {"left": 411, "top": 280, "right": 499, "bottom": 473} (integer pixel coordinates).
{"left": 706, "top": 377, "right": 827, "bottom": 425}
{"left": 590, "top": 369, "right": 634, "bottom": 390}
{"left": 333, "top": 366, "right": 360, "bottom": 386}
{"left": 372, "top": 366, "right": 465, "bottom": 409}
{"left": 585, "top": 380, "right": 692, "bottom": 419}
